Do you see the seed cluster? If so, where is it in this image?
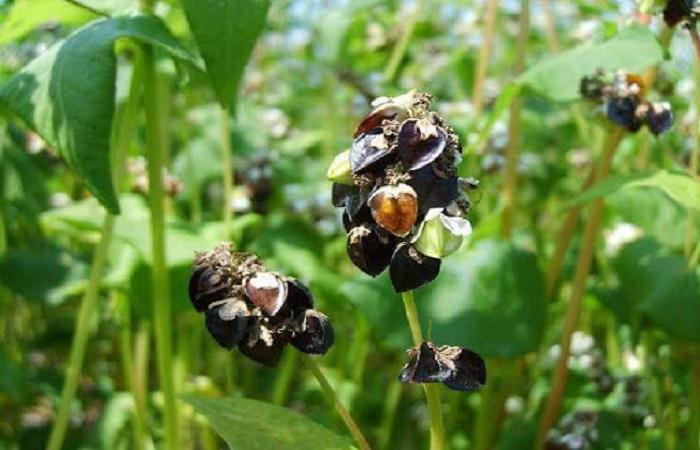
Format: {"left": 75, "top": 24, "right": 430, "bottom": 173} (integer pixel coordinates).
{"left": 189, "top": 243, "right": 333, "bottom": 366}
{"left": 328, "top": 91, "right": 475, "bottom": 292}
{"left": 399, "top": 341, "right": 486, "bottom": 392}
{"left": 580, "top": 70, "right": 673, "bottom": 135}
{"left": 663, "top": 0, "right": 700, "bottom": 28}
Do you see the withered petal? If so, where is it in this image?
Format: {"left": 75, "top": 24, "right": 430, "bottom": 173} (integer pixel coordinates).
{"left": 350, "top": 130, "right": 394, "bottom": 174}
{"left": 205, "top": 302, "right": 249, "bottom": 349}
{"left": 398, "top": 119, "right": 447, "bottom": 171}
{"left": 291, "top": 310, "right": 334, "bottom": 355}
{"left": 347, "top": 225, "right": 395, "bottom": 276}
{"left": 408, "top": 166, "right": 459, "bottom": 216}
{"left": 238, "top": 338, "right": 286, "bottom": 367}
{"left": 389, "top": 243, "right": 441, "bottom": 292}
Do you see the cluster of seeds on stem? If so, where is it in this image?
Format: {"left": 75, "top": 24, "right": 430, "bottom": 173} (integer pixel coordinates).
{"left": 399, "top": 341, "right": 486, "bottom": 392}
{"left": 545, "top": 410, "right": 598, "bottom": 450}
{"left": 328, "top": 91, "right": 476, "bottom": 292}
{"left": 188, "top": 243, "right": 333, "bottom": 366}
{"left": 580, "top": 69, "right": 673, "bottom": 135}
{"left": 663, "top": 0, "right": 700, "bottom": 28}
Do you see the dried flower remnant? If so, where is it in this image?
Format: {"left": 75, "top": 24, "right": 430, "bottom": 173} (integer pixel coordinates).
{"left": 328, "top": 91, "right": 477, "bottom": 292}
{"left": 189, "top": 243, "right": 334, "bottom": 366}
{"left": 579, "top": 70, "right": 673, "bottom": 135}
{"left": 399, "top": 341, "right": 486, "bottom": 392}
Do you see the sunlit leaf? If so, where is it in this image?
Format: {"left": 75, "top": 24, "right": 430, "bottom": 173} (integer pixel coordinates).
{"left": 181, "top": 0, "right": 270, "bottom": 107}
{"left": 0, "top": 0, "right": 95, "bottom": 44}
{"left": 183, "top": 395, "right": 352, "bottom": 450}
{"left": 0, "top": 16, "right": 199, "bottom": 213}
{"left": 423, "top": 239, "right": 546, "bottom": 358}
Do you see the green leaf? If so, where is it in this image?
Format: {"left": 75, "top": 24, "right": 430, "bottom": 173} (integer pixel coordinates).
{"left": 0, "top": 15, "right": 198, "bottom": 213}
{"left": 181, "top": 0, "right": 270, "bottom": 107}
{"left": 565, "top": 170, "right": 700, "bottom": 212}
{"left": 70, "top": 0, "right": 139, "bottom": 16}
{"left": 183, "top": 395, "right": 352, "bottom": 450}
{"left": 422, "top": 239, "right": 546, "bottom": 358}
{"left": 0, "top": 0, "right": 95, "bottom": 44}
{"left": 520, "top": 25, "right": 664, "bottom": 102}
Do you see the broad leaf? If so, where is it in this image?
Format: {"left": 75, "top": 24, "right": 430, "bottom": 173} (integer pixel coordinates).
{"left": 0, "top": 0, "right": 95, "bottom": 44}
{"left": 565, "top": 170, "right": 700, "bottom": 212}
{"left": 520, "top": 25, "right": 664, "bottom": 102}
{"left": 422, "top": 239, "right": 546, "bottom": 358}
{"left": 0, "top": 15, "right": 198, "bottom": 213}
{"left": 183, "top": 395, "right": 352, "bottom": 450}
{"left": 181, "top": 0, "right": 270, "bottom": 107}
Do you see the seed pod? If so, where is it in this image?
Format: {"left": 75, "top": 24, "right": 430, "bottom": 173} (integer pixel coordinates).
{"left": 607, "top": 97, "right": 642, "bottom": 132}
{"left": 245, "top": 272, "right": 288, "bottom": 316}
{"left": 189, "top": 265, "right": 229, "bottom": 312}
{"left": 205, "top": 300, "right": 249, "bottom": 349}
{"left": 397, "top": 118, "right": 447, "bottom": 171}
{"left": 350, "top": 130, "right": 394, "bottom": 174}
{"left": 286, "top": 279, "right": 315, "bottom": 311}
{"left": 368, "top": 184, "right": 418, "bottom": 237}
{"left": 239, "top": 338, "right": 286, "bottom": 367}
{"left": 292, "top": 310, "right": 334, "bottom": 355}
{"left": 413, "top": 208, "right": 472, "bottom": 258}
{"left": 580, "top": 74, "right": 605, "bottom": 101}
{"left": 332, "top": 183, "right": 370, "bottom": 220}
{"left": 389, "top": 243, "right": 441, "bottom": 292}
{"left": 399, "top": 341, "right": 486, "bottom": 392}
{"left": 408, "top": 165, "right": 459, "bottom": 215}
{"left": 347, "top": 224, "right": 395, "bottom": 276}
{"left": 642, "top": 102, "right": 673, "bottom": 135}
{"left": 663, "top": 0, "right": 694, "bottom": 27}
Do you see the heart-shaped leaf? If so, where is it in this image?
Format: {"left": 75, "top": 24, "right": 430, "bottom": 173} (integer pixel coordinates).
{"left": 181, "top": 0, "right": 271, "bottom": 107}
{"left": 0, "top": 15, "right": 199, "bottom": 213}
{"left": 183, "top": 395, "right": 351, "bottom": 450}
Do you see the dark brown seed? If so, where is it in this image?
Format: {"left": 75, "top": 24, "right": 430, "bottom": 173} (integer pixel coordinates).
{"left": 408, "top": 166, "right": 459, "bottom": 216}
{"left": 389, "top": 243, "right": 441, "bottom": 292}
{"left": 350, "top": 130, "right": 394, "bottom": 174}
{"left": 189, "top": 266, "right": 228, "bottom": 312}
{"left": 291, "top": 310, "right": 334, "bottom": 355}
{"left": 399, "top": 342, "right": 486, "bottom": 392}
{"left": 286, "top": 279, "right": 315, "bottom": 311}
{"left": 205, "top": 300, "right": 249, "bottom": 349}
{"left": 347, "top": 224, "right": 395, "bottom": 276}
{"left": 244, "top": 272, "right": 287, "bottom": 316}
{"left": 368, "top": 184, "right": 418, "bottom": 237}
{"left": 238, "top": 338, "right": 286, "bottom": 367}
{"left": 397, "top": 119, "right": 447, "bottom": 171}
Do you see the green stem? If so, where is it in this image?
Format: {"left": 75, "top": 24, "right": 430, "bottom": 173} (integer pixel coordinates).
{"left": 536, "top": 127, "right": 626, "bottom": 449}
{"left": 689, "top": 349, "right": 700, "bottom": 450}
{"left": 401, "top": 290, "right": 445, "bottom": 450}
{"left": 271, "top": 350, "right": 297, "bottom": 406}
{"left": 383, "top": 0, "right": 426, "bottom": 85}
{"left": 500, "top": 0, "right": 529, "bottom": 238}
{"left": 220, "top": 106, "right": 233, "bottom": 238}
{"left": 472, "top": 0, "right": 500, "bottom": 120}
{"left": 305, "top": 357, "right": 371, "bottom": 450}
{"left": 378, "top": 370, "right": 403, "bottom": 450}
{"left": 143, "top": 46, "right": 178, "bottom": 449}
{"left": 46, "top": 215, "right": 115, "bottom": 450}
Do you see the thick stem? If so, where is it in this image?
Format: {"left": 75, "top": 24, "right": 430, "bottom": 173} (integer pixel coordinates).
{"left": 143, "top": 46, "right": 178, "bottom": 449}
{"left": 46, "top": 215, "right": 115, "bottom": 450}
{"left": 545, "top": 128, "right": 624, "bottom": 297}
{"left": 535, "top": 127, "right": 625, "bottom": 448}
{"left": 383, "top": 0, "right": 426, "bottom": 84}
{"left": 500, "top": 0, "right": 529, "bottom": 238}
{"left": 401, "top": 290, "right": 445, "bottom": 450}
{"left": 305, "top": 357, "right": 371, "bottom": 450}
{"left": 472, "top": 0, "right": 500, "bottom": 121}
{"left": 220, "top": 106, "right": 233, "bottom": 237}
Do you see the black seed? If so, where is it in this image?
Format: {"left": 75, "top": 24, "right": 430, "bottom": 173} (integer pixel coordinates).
{"left": 441, "top": 348, "right": 486, "bottom": 392}
{"left": 644, "top": 105, "right": 673, "bottom": 135}
{"left": 286, "top": 279, "right": 315, "bottom": 311}
{"left": 579, "top": 75, "right": 605, "bottom": 101}
{"left": 291, "top": 310, "right": 334, "bottom": 355}
{"left": 398, "top": 119, "right": 447, "bottom": 171}
{"left": 333, "top": 183, "right": 370, "bottom": 220}
{"left": 238, "top": 338, "right": 286, "bottom": 367}
{"left": 389, "top": 243, "right": 441, "bottom": 292}
{"left": 332, "top": 183, "right": 354, "bottom": 207}
{"left": 408, "top": 166, "right": 459, "bottom": 216}
{"left": 606, "top": 97, "right": 642, "bottom": 132}
{"left": 399, "top": 342, "right": 443, "bottom": 384}
{"left": 205, "top": 301, "right": 249, "bottom": 349}
{"left": 347, "top": 225, "right": 395, "bottom": 277}
{"left": 350, "top": 129, "right": 394, "bottom": 174}
{"left": 189, "top": 266, "right": 228, "bottom": 312}
{"left": 663, "top": 0, "right": 694, "bottom": 27}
